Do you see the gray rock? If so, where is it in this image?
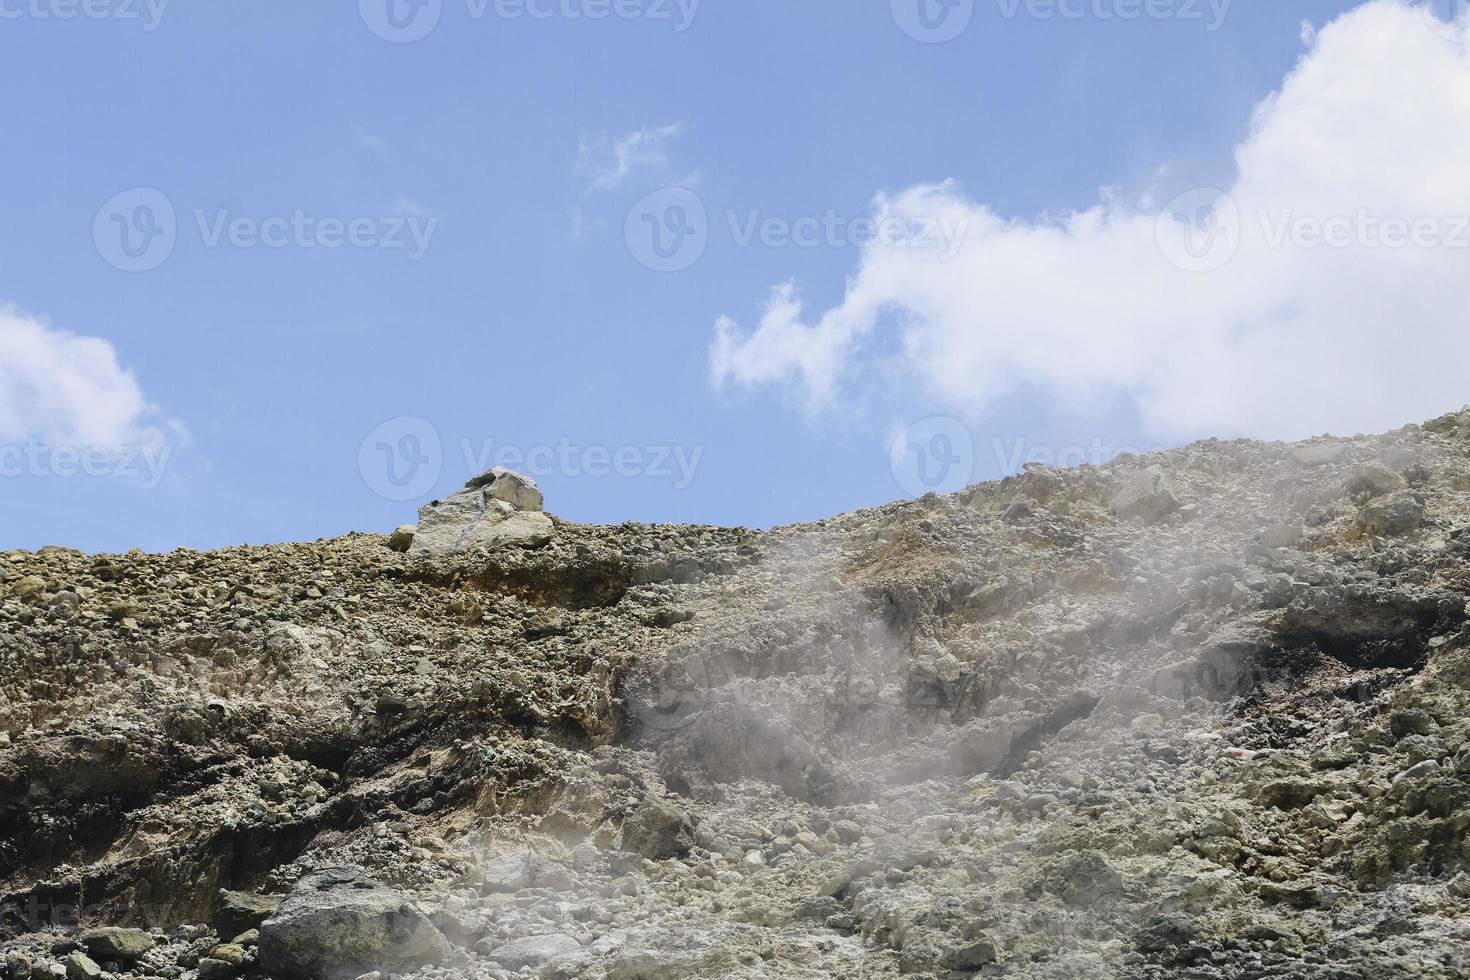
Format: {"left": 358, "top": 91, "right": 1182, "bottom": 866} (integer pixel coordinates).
{"left": 1359, "top": 492, "right": 1425, "bottom": 537}
{"left": 63, "top": 953, "right": 100, "bottom": 980}
{"left": 79, "top": 927, "right": 154, "bottom": 961}
{"left": 621, "top": 797, "right": 697, "bottom": 860}
{"left": 477, "top": 850, "right": 534, "bottom": 893}
{"left": 213, "top": 890, "right": 283, "bottom": 939}
{"left": 410, "top": 488, "right": 554, "bottom": 555}
{"left": 257, "top": 866, "right": 451, "bottom": 980}
{"left": 466, "top": 467, "right": 544, "bottom": 512}
{"left": 1347, "top": 464, "right": 1406, "bottom": 499}
{"left": 387, "top": 525, "right": 416, "bottom": 553}
{"left": 196, "top": 958, "right": 238, "bottom": 979}
{"left": 486, "top": 933, "right": 580, "bottom": 970}
{"left": 1111, "top": 467, "right": 1181, "bottom": 524}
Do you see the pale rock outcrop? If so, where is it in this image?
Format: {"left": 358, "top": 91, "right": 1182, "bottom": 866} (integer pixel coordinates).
{"left": 409, "top": 468, "right": 553, "bottom": 555}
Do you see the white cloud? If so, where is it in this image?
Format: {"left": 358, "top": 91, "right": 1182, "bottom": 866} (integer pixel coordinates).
{"left": 711, "top": 0, "right": 1470, "bottom": 442}
{"left": 578, "top": 122, "right": 689, "bottom": 192}
{"left": 0, "top": 306, "right": 181, "bottom": 449}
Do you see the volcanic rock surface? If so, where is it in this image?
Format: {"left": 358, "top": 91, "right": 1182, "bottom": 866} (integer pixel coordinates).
{"left": 7, "top": 410, "right": 1470, "bottom": 978}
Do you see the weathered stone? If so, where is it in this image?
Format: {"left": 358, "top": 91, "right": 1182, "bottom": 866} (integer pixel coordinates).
{"left": 486, "top": 933, "right": 580, "bottom": 971}
{"left": 1110, "top": 467, "right": 1181, "bottom": 524}
{"left": 621, "top": 797, "right": 697, "bottom": 860}
{"left": 213, "top": 890, "right": 283, "bottom": 939}
{"left": 63, "top": 953, "right": 100, "bottom": 980}
{"left": 8, "top": 575, "right": 46, "bottom": 600}
{"left": 386, "top": 525, "right": 416, "bottom": 553}
{"left": 1347, "top": 464, "right": 1406, "bottom": 499}
{"left": 196, "top": 958, "right": 238, "bottom": 979}
{"left": 79, "top": 928, "right": 154, "bottom": 961}
{"left": 410, "top": 489, "right": 554, "bottom": 555}
{"left": 466, "top": 467, "right": 544, "bottom": 512}
{"left": 1359, "top": 492, "right": 1425, "bottom": 536}
{"left": 257, "top": 867, "right": 451, "bottom": 980}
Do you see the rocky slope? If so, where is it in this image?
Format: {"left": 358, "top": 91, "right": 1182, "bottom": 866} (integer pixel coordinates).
{"left": 5, "top": 410, "right": 1470, "bottom": 979}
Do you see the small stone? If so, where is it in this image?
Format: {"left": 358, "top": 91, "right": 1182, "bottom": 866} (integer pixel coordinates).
{"left": 387, "top": 525, "right": 416, "bottom": 553}
{"left": 64, "top": 953, "right": 101, "bottom": 980}
{"left": 942, "top": 937, "right": 1000, "bottom": 970}
{"left": 9, "top": 575, "right": 46, "bottom": 600}
{"left": 196, "top": 958, "right": 238, "bottom": 980}
{"left": 209, "top": 944, "right": 247, "bottom": 966}
{"left": 1392, "top": 759, "right": 1440, "bottom": 786}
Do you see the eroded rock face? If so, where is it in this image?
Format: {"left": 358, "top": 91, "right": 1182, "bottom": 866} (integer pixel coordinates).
{"left": 256, "top": 867, "right": 451, "bottom": 980}
{"left": 6, "top": 412, "right": 1470, "bottom": 978}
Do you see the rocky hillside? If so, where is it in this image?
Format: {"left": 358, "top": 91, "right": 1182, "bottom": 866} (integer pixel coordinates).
{"left": 5, "top": 410, "right": 1470, "bottom": 979}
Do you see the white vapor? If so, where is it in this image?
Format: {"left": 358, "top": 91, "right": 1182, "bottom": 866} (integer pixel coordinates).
{"left": 711, "top": 1, "right": 1470, "bottom": 441}
{"left": 0, "top": 306, "right": 181, "bottom": 449}
{"left": 578, "top": 122, "right": 689, "bottom": 192}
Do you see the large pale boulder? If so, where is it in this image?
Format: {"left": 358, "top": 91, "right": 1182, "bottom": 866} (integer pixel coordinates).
{"left": 256, "top": 867, "right": 451, "bottom": 980}
{"left": 409, "top": 468, "right": 554, "bottom": 556}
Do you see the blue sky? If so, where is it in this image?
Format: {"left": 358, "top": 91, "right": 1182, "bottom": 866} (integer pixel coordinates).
{"left": 3, "top": 0, "right": 1467, "bottom": 553}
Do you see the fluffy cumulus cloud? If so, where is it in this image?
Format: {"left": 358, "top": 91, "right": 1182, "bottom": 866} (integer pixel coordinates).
{"left": 0, "top": 306, "right": 179, "bottom": 449}
{"left": 711, "top": 0, "right": 1470, "bottom": 441}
